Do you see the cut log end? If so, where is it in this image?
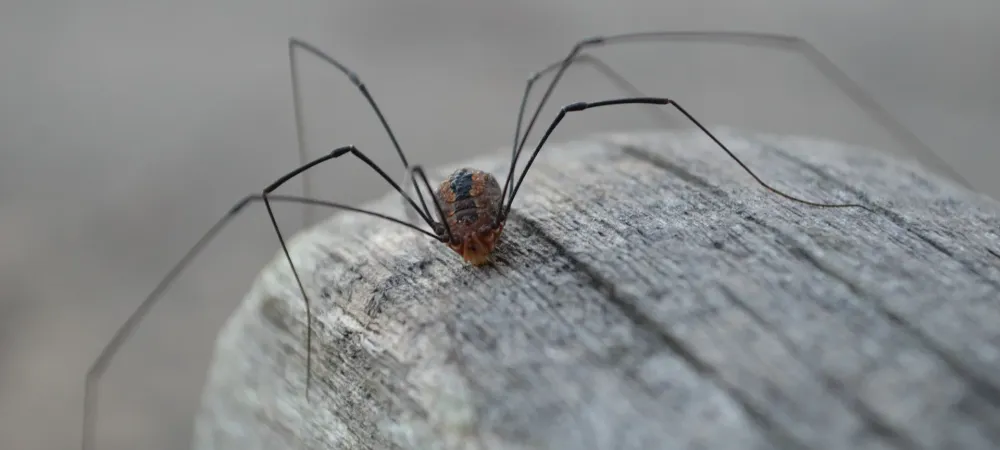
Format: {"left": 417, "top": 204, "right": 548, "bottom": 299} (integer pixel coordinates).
{"left": 193, "top": 129, "right": 1000, "bottom": 450}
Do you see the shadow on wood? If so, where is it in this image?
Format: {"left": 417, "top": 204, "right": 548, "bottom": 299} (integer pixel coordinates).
{"left": 193, "top": 129, "right": 1000, "bottom": 450}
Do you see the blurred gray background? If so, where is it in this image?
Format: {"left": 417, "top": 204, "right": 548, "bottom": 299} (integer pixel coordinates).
{"left": 1, "top": 0, "right": 997, "bottom": 449}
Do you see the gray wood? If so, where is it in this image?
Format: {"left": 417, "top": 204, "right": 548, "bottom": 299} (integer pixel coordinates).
{"left": 192, "top": 128, "right": 1000, "bottom": 450}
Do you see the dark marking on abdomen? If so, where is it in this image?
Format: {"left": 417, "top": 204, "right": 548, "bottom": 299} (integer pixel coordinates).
{"left": 450, "top": 169, "right": 474, "bottom": 202}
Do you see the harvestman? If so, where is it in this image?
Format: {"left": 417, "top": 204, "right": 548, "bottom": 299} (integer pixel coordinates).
{"left": 81, "top": 31, "right": 956, "bottom": 450}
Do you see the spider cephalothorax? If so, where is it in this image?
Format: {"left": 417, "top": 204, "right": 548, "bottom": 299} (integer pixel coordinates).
{"left": 435, "top": 167, "right": 505, "bottom": 265}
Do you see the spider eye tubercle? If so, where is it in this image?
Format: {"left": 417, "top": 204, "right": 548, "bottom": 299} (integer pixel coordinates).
{"left": 431, "top": 223, "right": 448, "bottom": 240}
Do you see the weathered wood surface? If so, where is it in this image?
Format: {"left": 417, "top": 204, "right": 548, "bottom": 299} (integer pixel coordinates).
{"left": 192, "top": 129, "right": 1000, "bottom": 450}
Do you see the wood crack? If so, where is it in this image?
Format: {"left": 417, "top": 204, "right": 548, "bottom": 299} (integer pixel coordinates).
{"left": 759, "top": 142, "right": 1000, "bottom": 427}
{"left": 617, "top": 139, "right": 1000, "bottom": 444}
{"left": 515, "top": 212, "right": 805, "bottom": 450}
{"left": 717, "top": 284, "right": 915, "bottom": 449}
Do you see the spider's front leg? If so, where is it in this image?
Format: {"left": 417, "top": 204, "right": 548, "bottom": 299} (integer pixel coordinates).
{"left": 507, "top": 31, "right": 969, "bottom": 197}
{"left": 510, "top": 52, "right": 675, "bottom": 160}
{"left": 264, "top": 145, "right": 442, "bottom": 231}
{"left": 259, "top": 145, "right": 455, "bottom": 399}
{"left": 502, "top": 97, "right": 875, "bottom": 219}
{"left": 84, "top": 139, "right": 456, "bottom": 450}
{"left": 81, "top": 184, "right": 437, "bottom": 450}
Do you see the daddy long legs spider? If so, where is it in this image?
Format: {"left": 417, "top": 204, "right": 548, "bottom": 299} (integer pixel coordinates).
{"left": 82, "top": 30, "right": 963, "bottom": 450}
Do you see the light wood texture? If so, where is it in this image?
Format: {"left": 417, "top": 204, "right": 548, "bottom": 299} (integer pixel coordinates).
{"left": 192, "top": 129, "right": 1000, "bottom": 450}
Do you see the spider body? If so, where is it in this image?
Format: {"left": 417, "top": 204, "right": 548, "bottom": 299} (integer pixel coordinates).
{"left": 86, "top": 32, "right": 894, "bottom": 450}
{"left": 435, "top": 167, "right": 505, "bottom": 265}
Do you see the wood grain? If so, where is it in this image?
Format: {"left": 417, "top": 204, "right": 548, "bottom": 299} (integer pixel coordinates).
{"left": 192, "top": 129, "right": 1000, "bottom": 450}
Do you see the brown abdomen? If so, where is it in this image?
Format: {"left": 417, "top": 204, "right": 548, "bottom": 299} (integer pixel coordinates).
{"left": 435, "top": 168, "right": 503, "bottom": 238}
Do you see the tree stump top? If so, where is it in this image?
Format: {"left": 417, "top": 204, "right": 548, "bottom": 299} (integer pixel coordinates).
{"left": 193, "top": 129, "right": 1000, "bottom": 450}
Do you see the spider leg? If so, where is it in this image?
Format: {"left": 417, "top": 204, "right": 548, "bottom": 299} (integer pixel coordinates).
{"left": 289, "top": 38, "right": 431, "bottom": 224}
{"left": 505, "top": 30, "right": 970, "bottom": 203}
{"left": 499, "top": 52, "right": 675, "bottom": 209}
{"left": 399, "top": 163, "right": 438, "bottom": 229}
{"left": 375, "top": 162, "right": 456, "bottom": 242}
{"left": 503, "top": 97, "right": 876, "bottom": 219}
{"left": 81, "top": 193, "right": 435, "bottom": 450}
{"left": 409, "top": 165, "right": 454, "bottom": 242}
{"left": 261, "top": 145, "right": 454, "bottom": 402}
{"left": 265, "top": 145, "right": 437, "bottom": 229}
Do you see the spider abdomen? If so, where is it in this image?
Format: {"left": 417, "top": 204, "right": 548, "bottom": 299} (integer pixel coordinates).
{"left": 435, "top": 168, "right": 504, "bottom": 265}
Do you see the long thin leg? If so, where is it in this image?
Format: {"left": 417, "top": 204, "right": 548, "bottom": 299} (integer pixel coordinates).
{"left": 288, "top": 38, "right": 431, "bottom": 224}
{"left": 81, "top": 193, "right": 434, "bottom": 450}
{"left": 507, "top": 31, "right": 971, "bottom": 202}
{"left": 259, "top": 145, "right": 451, "bottom": 400}
{"left": 499, "top": 52, "right": 675, "bottom": 206}
{"left": 410, "top": 165, "right": 454, "bottom": 242}
{"left": 503, "top": 97, "right": 876, "bottom": 219}
{"left": 266, "top": 145, "right": 437, "bottom": 228}
{"left": 399, "top": 164, "right": 455, "bottom": 231}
